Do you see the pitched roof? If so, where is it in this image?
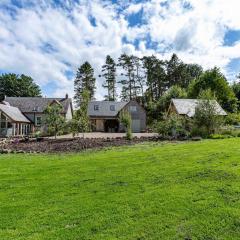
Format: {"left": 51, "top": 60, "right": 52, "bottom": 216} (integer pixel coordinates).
{"left": 5, "top": 97, "right": 72, "bottom": 113}
{"left": 0, "top": 104, "right": 30, "bottom": 123}
{"left": 88, "top": 101, "right": 128, "bottom": 117}
{"left": 171, "top": 99, "right": 227, "bottom": 117}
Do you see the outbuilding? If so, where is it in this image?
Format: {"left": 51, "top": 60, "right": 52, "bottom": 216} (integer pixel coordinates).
{"left": 168, "top": 99, "right": 227, "bottom": 117}
{"left": 88, "top": 100, "right": 146, "bottom": 133}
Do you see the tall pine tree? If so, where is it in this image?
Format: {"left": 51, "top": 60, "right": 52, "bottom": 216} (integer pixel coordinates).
{"left": 101, "top": 55, "right": 117, "bottom": 101}
{"left": 165, "top": 54, "right": 202, "bottom": 89}
{"left": 118, "top": 54, "right": 136, "bottom": 101}
{"left": 74, "top": 61, "right": 96, "bottom": 107}
{"left": 132, "top": 56, "right": 145, "bottom": 100}
{"left": 142, "top": 56, "right": 166, "bottom": 102}
{"left": 165, "top": 53, "right": 183, "bottom": 88}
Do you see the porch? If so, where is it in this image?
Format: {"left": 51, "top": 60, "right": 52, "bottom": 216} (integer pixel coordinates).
{"left": 0, "top": 104, "right": 32, "bottom": 138}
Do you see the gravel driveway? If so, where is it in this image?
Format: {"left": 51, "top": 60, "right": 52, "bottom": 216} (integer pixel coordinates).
{"left": 50, "top": 132, "right": 158, "bottom": 139}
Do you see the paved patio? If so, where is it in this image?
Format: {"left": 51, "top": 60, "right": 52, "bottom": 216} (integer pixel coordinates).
{"left": 50, "top": 132, "right": 158, "bottom": 139}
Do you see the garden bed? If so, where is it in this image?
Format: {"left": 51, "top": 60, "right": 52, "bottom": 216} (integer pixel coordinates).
{"left": 1, "top": 136, "right": 160, "bottom": 153}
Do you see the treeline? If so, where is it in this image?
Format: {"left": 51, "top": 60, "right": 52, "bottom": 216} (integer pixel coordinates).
{"left": 74, "top": 53, "right": 203, "bottom": 104}
{"left": 0, "top": 53, "right": 239, "bottom": 125}
{"left": 0, "top": 73, "right": 41, "bottom": 100}
{"left": 74, "top": 53, "right": 240, "bottom": 123}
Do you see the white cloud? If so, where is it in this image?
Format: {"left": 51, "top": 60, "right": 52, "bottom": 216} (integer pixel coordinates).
{"left": 124, "top": 3, "right": 143, "bottom": 15}
{"left": 0, "top": 0, "right": 240, "bottom": 100}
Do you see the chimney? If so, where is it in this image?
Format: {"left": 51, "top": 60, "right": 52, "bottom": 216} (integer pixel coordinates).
{"left": 65, "top": 93, "right": 68, "bottom": 99}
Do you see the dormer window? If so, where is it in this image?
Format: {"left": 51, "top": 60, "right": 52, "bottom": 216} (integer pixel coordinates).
{"left": 94, "top": 105, "right": 99, "bottom": 111}
{"left": 33, "top": 106, "right": 39, "bottom": 112}
{"left": 110, "top": 105, "right": 115, "bottom": 111}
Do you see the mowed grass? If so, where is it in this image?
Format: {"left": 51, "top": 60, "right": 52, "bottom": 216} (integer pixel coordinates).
{"left": 1, "top": 139, "right": 240, "bottom": 240}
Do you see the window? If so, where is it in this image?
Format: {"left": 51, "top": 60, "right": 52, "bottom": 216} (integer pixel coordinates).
{"left": 0, "top": 113, "right": 6, "bottom": 121}
{"left": 129, "top": 106, "right": 137, "bottom": 112}
{"left": 36, "top": 116, "right": 42, "bottom": 126}
{"left": 94, "top": 105, "right": 99, "bottom": 111}
{"left": 110, "top": 105, "right": 115, "bottom": 111}
{"left": 33, "top": 106, "right": 39, "bottom": 112}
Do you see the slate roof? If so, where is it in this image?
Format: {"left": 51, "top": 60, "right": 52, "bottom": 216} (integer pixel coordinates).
{"left": 0, "top": 104, "right": 30, "bottom": 123}
{"left": 5, "top": 97, "right": 72, "bottom": 113}
{"left": 171, "top": 99, "right": 227, "bottom": 117}
{"left": 88, "top": 101, "right": 128, "bottom": 117}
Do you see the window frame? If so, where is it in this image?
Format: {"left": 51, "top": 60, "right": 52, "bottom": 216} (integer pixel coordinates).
{"left": 36, "top": 116, "right": 42, "bottom": 126}
{"left": 94, "top": 105, "right": 99, "bottom": 111}
{"left": 110, "top": 105, "right": 115, "bottom": 111}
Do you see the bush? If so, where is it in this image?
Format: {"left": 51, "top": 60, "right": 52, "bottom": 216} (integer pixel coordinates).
{"left": 219, "top": 126, "right": 235, "bottom": 135}
{"left": 156, "top": 114, "right": 190, "bottom": 139}
{"left": 209, "top": 134, "right": 233, "bottom": 139}
{"left": 225, "top": 113, "right": 240, "bottom": 125}
{"left": 119, "top": 111, "right": 132, "bottom": 140}
{"left": 190, "top": 126, "right": 209, "bottom": 138}
{"left": 215, "top": 125, "right": 240, "bottom": 138}
{"left": 193, "top": 99, "right": 223, "bottom": 137}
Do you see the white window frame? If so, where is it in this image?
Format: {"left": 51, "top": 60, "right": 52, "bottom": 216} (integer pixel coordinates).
{"left": 36, "top": 116, "right": 42, "bottom": 126}
{"left": 129, "top": 106, "right": 137, "bottom": 112}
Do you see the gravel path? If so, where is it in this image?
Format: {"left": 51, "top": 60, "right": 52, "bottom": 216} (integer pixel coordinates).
{"left": 49, "top": 132, "right": 158, "bottom": 139}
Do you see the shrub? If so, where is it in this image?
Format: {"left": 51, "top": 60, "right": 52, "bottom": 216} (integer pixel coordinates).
{"left": 193, "top": 99, "right": 223, "bottom": 137}
{"left": 219, "top": 126, "right": 235, "bottom": 135}
{"left": 156, "top": 114, "right": 190, "bottom": 139}
{"left": 190, "top": 126, "right": 209, "bottom": 138}
{"left": 44, "top": 104, "right": 66, "bottom": 139}
{"left": 119, "top": 111, "right": 132, "bottom": 140}
{"left": 209, "top": 134, "right": 233, "bottom": 139}
{"left": 225, "top": 113, "right": 240, "bottom": 125}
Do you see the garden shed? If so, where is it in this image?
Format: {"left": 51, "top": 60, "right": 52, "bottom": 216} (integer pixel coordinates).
{"left": 168, "top": 99, "right": 227, "bottom": 117}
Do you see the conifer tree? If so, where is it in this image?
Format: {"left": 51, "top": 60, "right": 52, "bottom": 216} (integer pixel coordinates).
{"left": 142, "top": 55, "right": 166, "bottom": 101}
{"left": 101, "top": 55, "right": 117, "bottom": 101}
{"left": 74, "top": 61, "right": 96, "bottom": 107}
{"left": 132, "top": 56, "right": 145, "bottom": 99}
{"left": 118, "top": 54, "right": 136, "bottom": 101}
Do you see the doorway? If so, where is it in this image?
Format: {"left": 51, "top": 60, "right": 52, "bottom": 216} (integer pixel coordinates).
{"left": 104, "top": 119, "right": 119, "bottom": 132}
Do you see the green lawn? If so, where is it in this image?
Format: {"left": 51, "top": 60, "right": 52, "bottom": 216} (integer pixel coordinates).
{"left": 1, "top": 139, "right": 240, "bottom": 240}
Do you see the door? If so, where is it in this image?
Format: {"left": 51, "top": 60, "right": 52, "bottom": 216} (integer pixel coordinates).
{"left": 131, "top": 119, "right": 141, "bottom": 133}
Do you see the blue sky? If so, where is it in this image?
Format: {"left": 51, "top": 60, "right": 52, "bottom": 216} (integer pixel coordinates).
{"left": 0, "top": 0, "right": 240, "bottom": 99}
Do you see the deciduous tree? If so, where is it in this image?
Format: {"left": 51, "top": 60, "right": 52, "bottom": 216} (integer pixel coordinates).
{"left": 188, "top": 67, "right": 238, "bottom": 112}
{"left": 74, "top": 90, "right": 91, "bottom": 138}
{"left": 0, "top": 73, "right": 41, "bottom": 100}
{"left": 44, "top": 103, "right": 65, "bottom": 139}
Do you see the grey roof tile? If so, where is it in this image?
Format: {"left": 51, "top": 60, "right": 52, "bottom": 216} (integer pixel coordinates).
{"left": 5, "top": 97, "right": 72, "bottom": 113}
{"left": 88, "top": 101, "right": 128, "bottom": 117}
{"left": 171, "top": 99, "right": 227, "bottom": 117}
